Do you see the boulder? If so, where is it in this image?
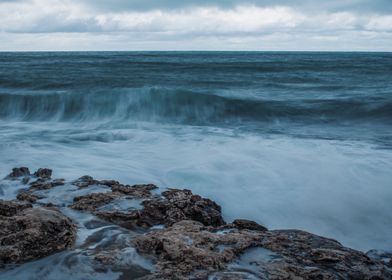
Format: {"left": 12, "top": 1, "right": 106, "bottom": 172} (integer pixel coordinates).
{"left": 4, "top": 167, "right": 30, "bottom": 180}
{"left": 33, "top": 168, "right": 52, "bottom": 179}
{"left": 0, "top": 200, "right": 76, "bottom": 264}
{"left": 72, "top": 175, "right": 100, "bottom": 188}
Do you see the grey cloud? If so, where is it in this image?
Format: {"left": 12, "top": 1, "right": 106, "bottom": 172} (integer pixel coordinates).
{"left": 82, "top": 0, "right": 392, "bottom": 14}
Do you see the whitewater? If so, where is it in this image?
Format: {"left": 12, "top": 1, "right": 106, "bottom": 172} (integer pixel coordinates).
{"left": 0, "top": 51, "right": 391, "bottom": 255}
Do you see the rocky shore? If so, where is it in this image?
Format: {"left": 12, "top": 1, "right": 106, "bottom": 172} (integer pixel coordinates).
{"left": 0, "top": 167, "right": 391, "bottom": 279}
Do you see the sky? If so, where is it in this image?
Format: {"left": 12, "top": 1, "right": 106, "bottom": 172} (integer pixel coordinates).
{"left": 0, "top": 0, "right": 391, "bottom": 51}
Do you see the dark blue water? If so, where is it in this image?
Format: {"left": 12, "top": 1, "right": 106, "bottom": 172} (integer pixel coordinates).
{"left": 1, "top": 52, "right": 392, "bottom": 255}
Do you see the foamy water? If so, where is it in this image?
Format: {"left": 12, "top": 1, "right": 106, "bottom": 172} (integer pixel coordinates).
{"left": 0, "top": 53, "right": 391, "bottom": 279}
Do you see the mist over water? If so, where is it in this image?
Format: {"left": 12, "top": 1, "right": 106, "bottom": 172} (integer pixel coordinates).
{"left": 1, "top": 52, "right": 392, "bottom": 254}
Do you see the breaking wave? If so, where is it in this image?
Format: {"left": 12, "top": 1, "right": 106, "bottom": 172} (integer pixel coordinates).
{"left": 0, "top": 87, "right": 391, "bottom": 125}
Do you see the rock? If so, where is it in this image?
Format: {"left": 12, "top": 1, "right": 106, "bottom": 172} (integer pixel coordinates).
{"left": 29, "top": 178, "right": 65, "bottom": 190}
{"left": 33, "top": 168, "right": 52, "bottom": 179}
{"left": 0, "top": 200, "right": 32, "bottom": 216}
{"left": 100, "top": 180, "right": 122, "bottom": 188}
{"left": 367, "top": 249, "right": 392, "bottom": 268}
{"left": 233, "top": 219, "right": 267, "bottom": 231}
{"left": 0, "top": 200, "right": 76, "bottom": 264}
{"left": 70, "top": 188, "right": 225, "bottom": 230}
{"left": 111, "top": 183, "right": 158, "bottom": 198}
{"left": 70, "top": 192, "right": 116, "bottom": 211}
{"left": 134, "top": 220, "right": 262, "bottom": 279}
{"left": 134, "top": 221, "right": 391, "bottom": 280}
{"left": 16, "top": 191, "right": 43, "bottom": 203}
{"left": 72, "top": 175, "right": 100, "bottom": 188}
{"left": 5, "top": 167, "right": 30, "bottom": 180}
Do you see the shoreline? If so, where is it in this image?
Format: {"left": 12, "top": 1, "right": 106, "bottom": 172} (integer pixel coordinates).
{"left": 1, "top": 167, "right": 391, "bottom": 279}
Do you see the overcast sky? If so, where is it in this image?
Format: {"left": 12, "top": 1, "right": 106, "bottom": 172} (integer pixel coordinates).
{"left": 0, "top": 0, "right": 391, "bottom": 51}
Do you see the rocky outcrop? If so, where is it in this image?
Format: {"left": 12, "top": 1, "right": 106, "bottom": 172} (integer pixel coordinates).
{"left": 70, "top": 192, "right": 117, "bottom": 211}
{"left": 15, "top": 191, "right": 42, "bottom": 203}
{"left": 0, "top": 200, "right": 76, "bottom": 265}
{"left": 29, "top": 178, "right": 65, "bottom": 190}
{"left": 111, "top": 183, "right": 157, "bottom": 198}
{"left": 70, "top": 188, "right": 225, "bottom": 230}
{"left": 4, "top": 167, "right": 30, "bottom": 182}
{"left": 1, "top": 167, "right": 391, "bottom": 279}
{"left": 135, "top": 221, "right": 391, "bottom": 280}
{"left": 33, "top": 168, "right": 52, "bottom": 179}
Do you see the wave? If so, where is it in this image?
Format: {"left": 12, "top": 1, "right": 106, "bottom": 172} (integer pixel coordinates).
{"left": 0, "top": 88, "right": 391, "bottom": 125}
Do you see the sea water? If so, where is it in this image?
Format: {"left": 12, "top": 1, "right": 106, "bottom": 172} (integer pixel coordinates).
{"left": 0, "top": 52, "right": 391, "bottom": 254}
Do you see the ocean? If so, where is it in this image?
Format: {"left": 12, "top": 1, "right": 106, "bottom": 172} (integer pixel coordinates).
{"left": 0, "top": 51, "right": 391, "bottom": 255}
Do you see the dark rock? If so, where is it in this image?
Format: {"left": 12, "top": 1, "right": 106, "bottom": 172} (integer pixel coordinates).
{"left": 100, "top": 180, "right": 121, "bottom": 187}
{"left": 111, "top": 183, "right": 157, "bottom": 198}
{"left": 233, "top": 219, "right": 267, "bottom": 231}
{"left": 33, "top": 168, "right": 52, "bottom": 179}
{"left": 70, "top": 188, "right": 225, "bottom": 230}
{"left": 72, "top": 175, "right": 100, "bottom": 188}
{"left": 367, "top": 249, "right": 392, "bottom": 268}
{"left": 159, "top": 189, "right": 224, "bottom": 226}
{"left": 5, "top": 167, "right": 30, "bottom": 180}
{"left": 134, "top": 221, "right": 391, "bottom": 280}
{"left": 0, "top": 200, "right": 76, "bottom": 264}
{"left": 0, "top": 200, "right": 32, "bottom": 216}
{"left": 70, "top": 192, "right": 116, "bottom": 211}
{"left": 16, "top": 191, "right": 43, "bottom": 203}
{"left": 29, "top": 178, "right": 65, "bottom": 190}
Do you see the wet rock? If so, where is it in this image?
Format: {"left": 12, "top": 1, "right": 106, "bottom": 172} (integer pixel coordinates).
{"left": 367, "top": 249, "right": 392, "bottom": 267}
{"left": 0, "top": 200, "right": 32, "bottom": 216}
{"left": 33, "top": 168, "right": 52, "bottom": 179}
{"left": 70, "top": 192, "right": 117, "bottom": 211}
{"left": 134, "top": 220, "right": 262, "bottom": 279}
{"left": 72, "top": 175, "right": 100, "bottom": 188}
{"left": 135, "top": 221, "right": 391, "bottom": 280}
{"left": 16, "top": 191, "right": 43, "bottom": 203}
{"left": 4, "top": 167, "right": 30, "bottom": 180}
{"left": 111, "top": 183, "right": 157, "bottom": 198}
{"left": 0, "top": 200, "right": 76, "bottom": 264}
{"left": 158, "top": 189, "right": 225, "bottom": 226}
{"left": 233, "top": 219, "right": 267, "bottom": 232}
{"left": 100, "top": 179, "right": 122, "bottom": 188}
{"left": 29, "top": 178, "right": 65, "bottom": 190}
{"left": 253, "top": 229, "right": 391, "bottom": 280}
{"left": 70, "top": 188, "right": 225, "bottom": 230}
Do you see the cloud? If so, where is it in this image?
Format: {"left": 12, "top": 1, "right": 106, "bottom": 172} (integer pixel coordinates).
{"left": 0, "top": 0, "right": 391, "bottom": 50}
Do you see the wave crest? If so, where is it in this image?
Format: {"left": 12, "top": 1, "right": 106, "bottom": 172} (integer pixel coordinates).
{"left": 0, "top": 88, "right": 391, "bottom": 124}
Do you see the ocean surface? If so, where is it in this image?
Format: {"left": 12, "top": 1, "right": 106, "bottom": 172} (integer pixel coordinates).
{"left": 0, "top": 52, "right": 391, "bottom": 258}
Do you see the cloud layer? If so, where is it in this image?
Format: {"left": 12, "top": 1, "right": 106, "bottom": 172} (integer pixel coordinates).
{"left": 0, "top": 0, "right": 391, "bottom": 51}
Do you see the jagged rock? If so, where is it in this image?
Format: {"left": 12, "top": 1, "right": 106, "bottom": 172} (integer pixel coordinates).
{"left": 16, "top": 191, "right": 43, "bottom": 203}
{"left": 70, "top": 192, "right": 116, "bottom": 211}
{"left": 4, "top": 167, "right": 30, "bottom": 180}
{"left": 72, "top": 175, "right": 100, "bottom": 188}
{"left": 70, "top": 188, "right": 225, "bottom": 230}
{"left": 0, "top": 200, "right": 32, "bottom": 216}
{"left": 3, "top": 168, "right": 390, "bottom": 279}
{"left": 367, "top": 250, "right": 392, "bottom": 268}
{"left": 160, "top": 189, "right": 224, "bottom": 226}
{"left": 233, "top": 219, "right": 267, "bottom": 231}
{"left": 33, "top": 168, "right": 52, "bottom": 179}
{"left": 0, "top": 200, "right": 76, "bottom": 264}
{"left": 135, "top": 221, "right": 391, "bottom": 280}
{"left": 111, "top": 183, "right": 157, "bottom": 198}
{"left": 100, "top": 180, "right": 121, "bottom": 188}
{"left": 134, "top": 220, "right": 262, "bottom": 279}
{"left": 29, "top": 178, "right": 65, "bottom": 190}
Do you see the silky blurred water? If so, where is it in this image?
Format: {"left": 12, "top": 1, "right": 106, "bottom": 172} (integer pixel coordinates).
{"left": 0, "top": 52, "right": 391, "bottom": 252}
